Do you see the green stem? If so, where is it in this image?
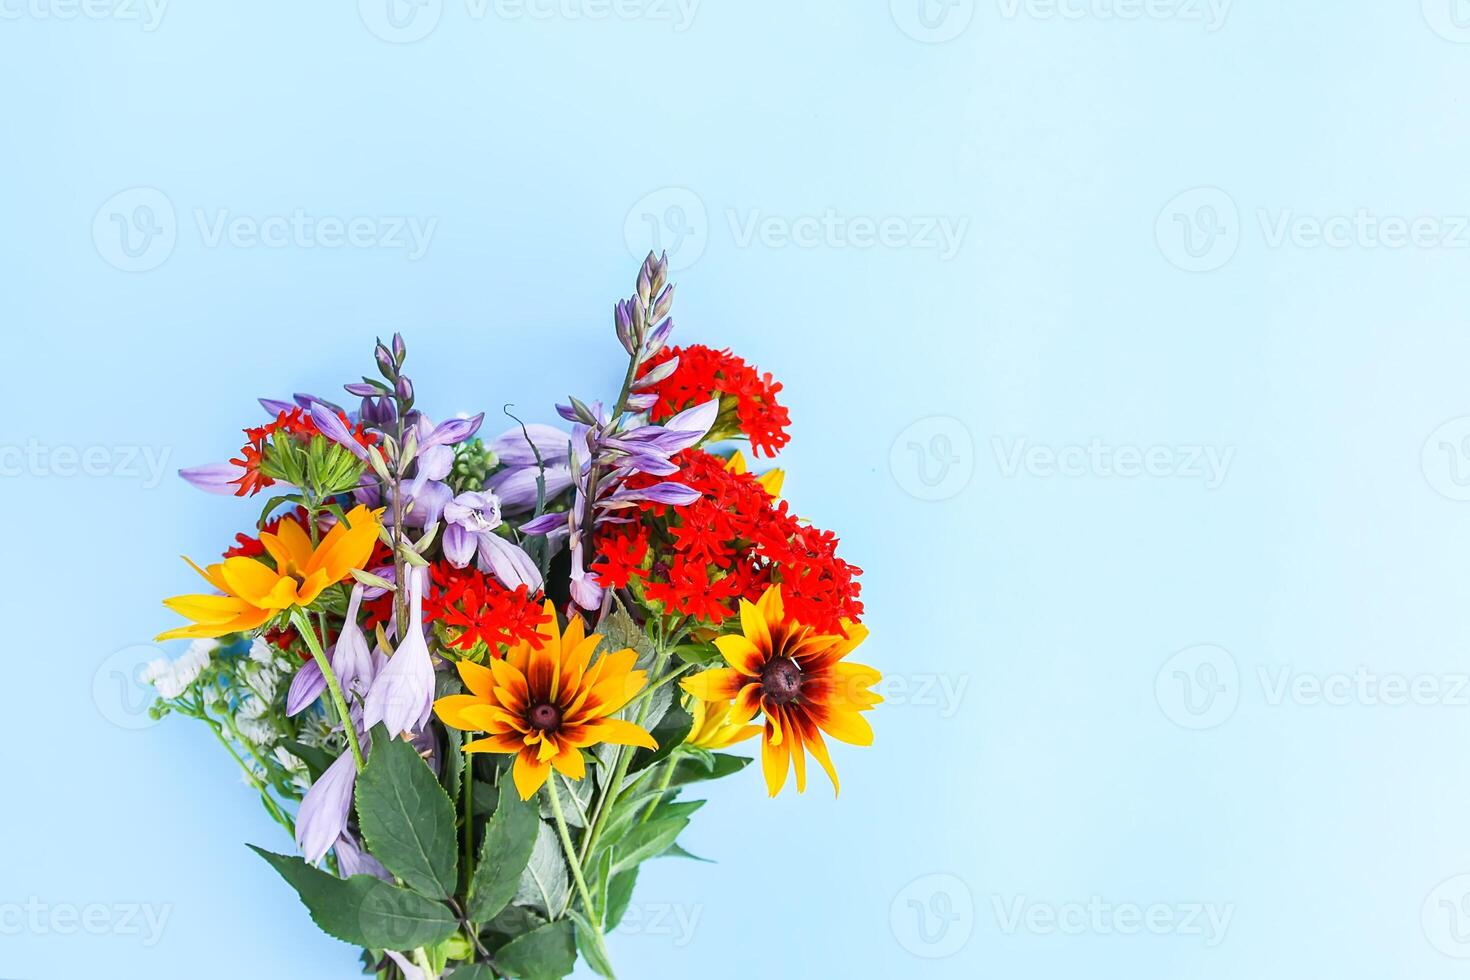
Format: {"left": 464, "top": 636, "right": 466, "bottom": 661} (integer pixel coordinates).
{"left": 289, "top": 607, "right": 366, "bottom": 772}
{"left": 638, "top": 756, "right": 679, "bottom": 825}
{"left": 547, "top": 777, "right": 616, "bottom": 977}
{"left": 462, "top": 761, "right": 474, "bottom": 894}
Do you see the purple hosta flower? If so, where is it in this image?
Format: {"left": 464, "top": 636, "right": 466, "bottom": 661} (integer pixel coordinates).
{"left": 285, "top": 586, "right": 374, "bottom": 719}
{"left": 362, "top": 567, "right": 435, "bottom": 739}
{"left": 178, "top": 461, "right": 247, "bottom": 496}
{"left": 296, "top": 749, "right": 359, "bottom": 865}
{"left": 520, "top": 398, "right": 717, "bottom": 609}
{"left": 443, "top": 491, "right": 543, "bottom": 591}
{"left": 487, "top": 424, "right": 576, "bottom": 513}
{"left": 335, "top": 830, "right": 390, "bottom": 881}
{"left": 363, "top": 413, "right": 484, "bottom": 527}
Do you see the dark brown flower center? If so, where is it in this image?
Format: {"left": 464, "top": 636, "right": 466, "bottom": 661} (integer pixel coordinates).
{"left": 760, "top": 657, "right": 803, "bottom": 705}
{"left": 528, "top": 702, "right": 562, "bottom": 732}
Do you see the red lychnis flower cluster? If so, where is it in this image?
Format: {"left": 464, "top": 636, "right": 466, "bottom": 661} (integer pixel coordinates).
{"left": 593, "top": 449, "right": 862, "bottom": 634}
{"left": 638, "top": 345, "right": 791, "bottom": 458}
{"left": 362, "top": 562, "right": 551, "bottom": 658}
{"left": 229, "top": 407, "right": 377, "bottom": 497}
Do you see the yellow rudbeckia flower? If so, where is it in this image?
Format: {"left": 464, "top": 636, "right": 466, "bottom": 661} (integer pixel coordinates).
{"left": 682, "top": 585, "right": 879, "bottom": 796}
{"left": 685, "top": 697, "right": 761, "bottom": 750}
{"left": 156, "top": 505, "right": 383, "bottom": 641}
{"left": 435, "top": 605, "right": 659, "bottom": 800}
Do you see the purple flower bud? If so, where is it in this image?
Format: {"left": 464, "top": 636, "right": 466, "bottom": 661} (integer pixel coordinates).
{"left": 615, "top": 300, "right": 635, "bottom": 355}
{"left": 645, "top": 316, "right": 674, "bottom": 356}
{"left": 344, "top": 382, "right": 379, "bottom": 397}
{"left": 309, "top": 402, "right": 370, "bottom": 460}
{"left": 375, "top": 343, "right": 395, "bottom": 379}
{"left": 395, "top": 375, "right": 414, "bottom": 403}
{"left": 420, "top": 413, "right": 483, "bottom": 449}
{"left": 392, "top": 332, "right": 406, "bottom": 365}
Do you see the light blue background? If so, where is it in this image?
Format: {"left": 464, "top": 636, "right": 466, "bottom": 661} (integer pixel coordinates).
{"left": 5, "top": 1, "right": 1470, "bottom": 977}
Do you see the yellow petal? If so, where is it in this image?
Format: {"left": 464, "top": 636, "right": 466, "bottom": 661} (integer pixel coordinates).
{"left": 512, "top": 751, "right": 552, "bottom": 800}
{"left": 433, "top": 694, "right": 483, "bottom": 731}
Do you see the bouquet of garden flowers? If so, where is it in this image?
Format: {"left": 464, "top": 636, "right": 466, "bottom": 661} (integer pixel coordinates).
{"left": 148, "top": 254, "right": 878, "bottom": 979}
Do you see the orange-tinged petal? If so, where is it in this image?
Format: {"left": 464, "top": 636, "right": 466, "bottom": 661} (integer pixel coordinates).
{"left": 463, "top": 732, "right": 523, "bottom": 754}
{"left": 794, "top": 716, "right": 840, "bottom": 795}
{"left": 488, "top": 657, "right": 529, "bottom": 703}
{"left": 738, "top": 597, "right": 771, "bottom": 655}
{"left": 725, "top": 450, "right": 748, "bottom": 475}
{"left": 550, "top": 744, "right": 586, "bottom": 780}
{"left": 533, "top": 600, "right": 561, "bottom": 649}
{"left": 526, "top": 639, "right": 559, "bottom": 703}
{"left": 217, "top": 557, "right": 283, "bottom": 605}
{"left": 715, "top": 634, "right": 766, "bottom": 676}
{"left": 512, "top": 750, "right": 552, "bottom": 800}
{"left": 761, "top": 724, "right": 790, "bottom": 796}
{"left": 756, "top": 469, "right": 784, "bottom": 497}
{"left": 682, "top": 668, "right": 743, "bottom": 702}
{"left": 756, "top": 584, "right": 785, "bottom": 635}
{"left": 730, "top": 682, "right": 763, "bottom": 725}
{"left": 162, "top": 593, "right": 254, "bottom": 625}
{"left": 456, "top": 660, "right": 497, "bottom": 701}
{"left": 574, "top": 717, "right": 657, "bottom": 750}
{"left": 460, "top": 703, "right": 523, "bottom": 734}
{"left": 812, "top": 704, "right": 874, "bottom": 746}
{"left": 184, "top": 556, "right": 231, "bottom": 593}
{"left": 434, "top": 694, "right": 483, "bottom": 731}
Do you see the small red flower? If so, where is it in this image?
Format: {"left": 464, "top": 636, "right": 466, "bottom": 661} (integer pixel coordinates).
{"left": 638, "top": 345, "right": 791, "bottom": 458}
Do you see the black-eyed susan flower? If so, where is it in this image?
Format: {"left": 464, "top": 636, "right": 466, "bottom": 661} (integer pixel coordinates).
{"left": 156, "top": 505, "right": 383, "bottom": 641}
{"left": 682, "top": 585, "right": 880, "bottom": 796}
{"left": 434, "top": 606, "right": 658, "bottom": 799}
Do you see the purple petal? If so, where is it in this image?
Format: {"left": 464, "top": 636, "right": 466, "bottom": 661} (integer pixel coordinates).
{"left": 624, "top": 392, "right": 659, "bottom": 412}
{"left": 296, "top": 751, "right": 358, "bottom": 865}
{"left": 259, "top": 397, "right": 296, "bottom": 415}
{"left": 443, "top": 523, "right": 476, "bottom": 568}
{"left": 610, "top": 481, "right": 701, "bottom": 506}
{"left": 632, "top": 355, "right": 679, "bottom": 389}
{"left": 420, "top": 413, "right": 484, "bottom": 450}
{"left": 411, "top": 480, "right": 452, "bottom": 527}
{"left": 487, "top": 464, "right": 575, "bottom": 512}
{"left": 178, "top": 461, "right": 246, "bottom": 495}
{"left": 286, "top": 659, "right": 327, "bottom": 717}
{"left": 490, "top": 424, "right": 574, "bottom": 466}
{"left": 362, "top": 570, "right": 434, "bottom": 738}
{"left": 665, "top": 397, "right": 719, "bottom": 437}
{"left": 477, "top": 533, "right": 544, "bottom": 592}
{"left": 344, "top": 382, "right": 380, "bottom": 397}
{"left": 335, "top": 831, "right": 390, "bottom": 882}
{"left": 518, "top": 511, "right": 567, "bottom": 536}
{"left": 309, "top": 402, "right": 369, "bottom": 460}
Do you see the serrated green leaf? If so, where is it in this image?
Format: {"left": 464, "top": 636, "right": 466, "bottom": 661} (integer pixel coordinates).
{"left": 513, "top": 821, "right": 569, "bottom": 917}
{"left": 495, "top": 920, "right": 577, "bottom": 979}
{"left": 467, "top": 778, "right": 540, "bottom": 923}
{"left": 669, "top": 752, "right": 752, "bottom": 787}
{"left": 248, "top": 846, "right": 457, "bottom": 950}
{"left": 355, "top": 726, "right": 458, "bottom": 900}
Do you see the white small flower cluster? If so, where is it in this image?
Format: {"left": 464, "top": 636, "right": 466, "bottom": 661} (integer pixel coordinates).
{"left": 142, "top": 639, "right": 217, "bottom": 699}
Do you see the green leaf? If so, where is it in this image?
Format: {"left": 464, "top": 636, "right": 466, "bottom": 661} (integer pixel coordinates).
{"left": 568, "top": 908, "right": 616, "bottom": 979}
{"left": 467, "top": 779, "right": 540, "bottom": 923}
{"left": 610, "top": 816, "right": 690, "bottom": 876}
{"left": 495, "top": 920, "right": 577, "bottom": 979}
{"left": 603, "top": 867, "right": 638, "bottom": 931}
{"left": 280, "top": 739, "right": 334, "bottom": 781}
{"left": 672, "top": 641, "right": 724, "bottom": 668}
{"left": 248, "top": 846, "right": 457, "bottom": 950}
{"left": 628, "top": 704, "right": 693, "bottom": 775}
{"left": 663, "top": 842, "right": 713, "bottom": 863}
{"left": 669, "top": 752, "right": 752, "bottom": 787}
{"left": 354, "top": 726, "right": 459, "bottom": 900}
{"left": 513, "top": 821, "right": 570, "bottom": 917}
{"left": 448, "top": 967, "right": 498, "bottom": 980}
